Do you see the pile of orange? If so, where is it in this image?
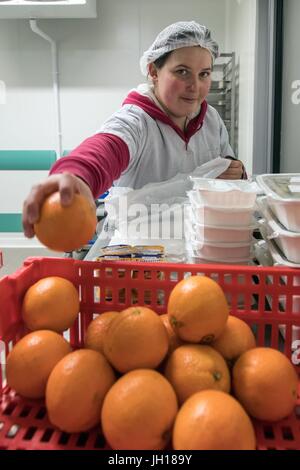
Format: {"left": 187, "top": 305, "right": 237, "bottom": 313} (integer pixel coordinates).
{"left": 5, "top": 273, "right": 299, "bottom": 450}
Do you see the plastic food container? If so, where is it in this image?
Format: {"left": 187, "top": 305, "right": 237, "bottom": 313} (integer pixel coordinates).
{"left": 185, "top": 216, "right": 255, "bottom": 244}
{"left": 190, "top": 178, "right": 258, "bottom": 208}
{"left": 256, "top": 174, "right": 300, "bottom": 231}
{"left": 186, "top": 250, "right": 253, "bottom": 265}
{"left": 263, "top": 217, "right": 300, "bottom": 263}
{"left": 258, "top": 221, "right": 300, "bottom": 269}
{"left": 188, "top": 237, "right": 253, "bottom": 260}
{"left": 187, "top": 193, "right": 255, "bottom": 227}
{"left": 257, "top": 197, "right": 300, "bottom": 263}
{"left": 256, "top": 222, "right": 300, "bottom": 312}
{"left": 254, "top": 239, "right": 300, "bottom": 341}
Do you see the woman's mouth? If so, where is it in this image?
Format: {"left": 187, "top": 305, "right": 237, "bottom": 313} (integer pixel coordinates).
{"left": 181, "top": 97, "right": 198, "bottom": 103}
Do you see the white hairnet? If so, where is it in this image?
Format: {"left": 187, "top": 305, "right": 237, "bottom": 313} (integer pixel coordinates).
{"left": 140, "top": 21, "right": 219, "bottom": 76}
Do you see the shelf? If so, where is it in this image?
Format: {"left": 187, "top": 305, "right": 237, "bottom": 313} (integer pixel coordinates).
{"left": 208, "top": 52, "right": 237, "bottom": 154}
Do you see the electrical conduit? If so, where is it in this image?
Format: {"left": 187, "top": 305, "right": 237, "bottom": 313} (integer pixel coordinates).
{"left": 29, "top": 19, "right": 62, "bottom": 158}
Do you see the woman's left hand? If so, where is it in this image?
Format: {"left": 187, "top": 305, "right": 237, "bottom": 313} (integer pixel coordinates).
{"left": 217, "top": 159, "right": 244, "bottom": 180}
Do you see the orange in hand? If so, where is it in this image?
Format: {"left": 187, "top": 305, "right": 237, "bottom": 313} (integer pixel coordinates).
{"left": 22, "top": 276, "right": 80, "bottom": 333}
{"left": 34, "top": 192, "right": 97, "bottom": 252}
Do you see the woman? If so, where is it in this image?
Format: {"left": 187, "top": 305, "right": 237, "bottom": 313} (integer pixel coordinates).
{"left": 23, "top": 20, "right": 245, "bottom": 239}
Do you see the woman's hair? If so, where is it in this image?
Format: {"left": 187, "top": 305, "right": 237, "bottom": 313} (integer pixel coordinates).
{"left": 140, "top": 20, "right": 219, "bottom": 76}
{"left": 153, "top": 51, "right": 172, "bottom": 70}
{"left": 152, "top": 47, "right": 214, "bottom": 71}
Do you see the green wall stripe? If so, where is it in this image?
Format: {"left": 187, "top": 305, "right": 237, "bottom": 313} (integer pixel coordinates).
{"left": 0, "top": 150, "right": 56, "bottom": 170}
{"left": 0, "top": 214, "right": 23, "bottom": 232}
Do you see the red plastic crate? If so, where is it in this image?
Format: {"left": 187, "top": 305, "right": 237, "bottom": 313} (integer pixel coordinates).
{"left": 1, "top": 256, "right": 300, "bottom": 450}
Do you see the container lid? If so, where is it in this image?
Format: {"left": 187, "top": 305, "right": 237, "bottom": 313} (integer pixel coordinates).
{"left": 187, "top": 192, "right": 255, "bottom": 212}
{"left": 187, "top": 218, "right": 257, "bottom": 231}
{"left": 186, "top": 248, "right": 253, "bottom": 265}
{"left": 189, "top": 236, "right": 254, "bottom": 249}
{"left": 256, "top": 174, "right": 300, "bottom": 202}
{"left": 256, "top": 196, "right": 300, "bottom": 238}
{"left": 190, "top": 177, "right": 259, "bottom": 193}
{"left": 259, "top": 234, "right": 300, "bottom": 268}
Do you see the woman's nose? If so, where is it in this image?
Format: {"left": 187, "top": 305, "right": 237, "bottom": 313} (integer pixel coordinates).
{"left": 187, "top": 75, "right": 198, "bottom": 91}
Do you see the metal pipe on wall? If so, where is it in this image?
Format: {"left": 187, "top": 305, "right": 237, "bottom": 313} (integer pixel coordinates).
{"left": 29, "top": 19, "right": 62, "bottom": 158}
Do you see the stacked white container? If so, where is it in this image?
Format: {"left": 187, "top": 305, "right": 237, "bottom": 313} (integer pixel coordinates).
{"left": 256, "top": 174, "right": 300, "bottom": 263}
{"left": 254, "top": 235, "right": 300, "bottom": 344}
{"left": 185, "top": 178, "right": 258, "bottom": 264}
{"left": 255, "top": 174, "right": 300, "bottom": 342}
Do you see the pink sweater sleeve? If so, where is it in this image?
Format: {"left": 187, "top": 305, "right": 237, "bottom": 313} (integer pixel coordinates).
{"left": 49, "top": 133, "right": 130, "bottom": 198}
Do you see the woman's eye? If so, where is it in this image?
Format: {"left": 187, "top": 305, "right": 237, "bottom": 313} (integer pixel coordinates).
{"left": 176, "top": 69, "right": 188, "bottom": 76}
{"left": 200, "top": 71, "right": 211, "bottom": 78}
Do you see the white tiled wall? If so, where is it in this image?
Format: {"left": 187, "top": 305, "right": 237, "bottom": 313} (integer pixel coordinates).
{"left": 0, "top": 0, "right": 256, "bottom": 166}
{"left": 0, "top": 171, "right": 49, "bottom": 213}
{"left": 0, "top": 0, "right": 227, "bottom": 151}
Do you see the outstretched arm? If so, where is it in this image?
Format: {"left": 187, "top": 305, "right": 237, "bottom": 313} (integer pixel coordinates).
{"left": 22, "top": 133, "right": 130, "bottom": 238}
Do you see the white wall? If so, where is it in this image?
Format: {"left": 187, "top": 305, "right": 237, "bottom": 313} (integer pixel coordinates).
{"left": 0, "top": 0, "right": 227, "bottom": 153}
{"left": 0, "top": 0, "right": 257, "bottom": 207}
{"left": 0, "top": 236, "right": 63, "bottom": 277}
{"left": 0, "top": 0, "right": 257, "bottom": 274}
{"left": 224, "top": 0, "right": 256, "bottom": 175}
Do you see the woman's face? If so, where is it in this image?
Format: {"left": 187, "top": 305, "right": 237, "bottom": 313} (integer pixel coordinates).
{"left": 149, "top": 46, "right": 212, "bottom": 128}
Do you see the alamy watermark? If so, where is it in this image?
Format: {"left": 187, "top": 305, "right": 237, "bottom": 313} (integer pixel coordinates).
{"left": 291, "top": 340, "right": 300, "bottom": 365}
{"left": 291, "top": 80, "right": 300, "bottom": 105}
{"left": 97, "top": 196, "right": 193, "bottom": 242}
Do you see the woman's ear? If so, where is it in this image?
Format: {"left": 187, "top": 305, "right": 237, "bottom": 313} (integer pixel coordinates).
{"left": 148, "top": 63, "right": 158, "bottom": 83}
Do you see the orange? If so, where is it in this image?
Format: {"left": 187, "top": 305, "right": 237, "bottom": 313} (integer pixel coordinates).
{"left": 164, "top": 344, "right": 230, "bottom": 404}
{"left": 6, "top": 330, "right": 71, "bottom": 399}
{"left": 22, "top": 276, "right": 79, "bottom": 333}
{"left": 167, "top": 275, "right": 229, "bottom": 343}
{"left": 159, "top": 314, "right": 184, "bottom": 355}
{"left": 46, "top": 349, "right": 116, "bottom": 433}
{"left": 232, "top": 347, "right": 298, "bottom": 421}
{"left": 103, "top": 306, "right": 169, "bottom": 373}
{"left": 101, "top": 369, "right": 178, "bottom": 450}
{"left": 34, "top": 191, "right": 97, "bottom": 252}
{"left": 212, "top": 315, "right": 256, "bottom": 365}
{"left": 173, "top": 390, "right": 256, "bottom": 450}
{"left": 84, "top": 311, "right": 119, "bottom": 354}
{"left": 232, "top": 348, "right": 298, "bottom": 421}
